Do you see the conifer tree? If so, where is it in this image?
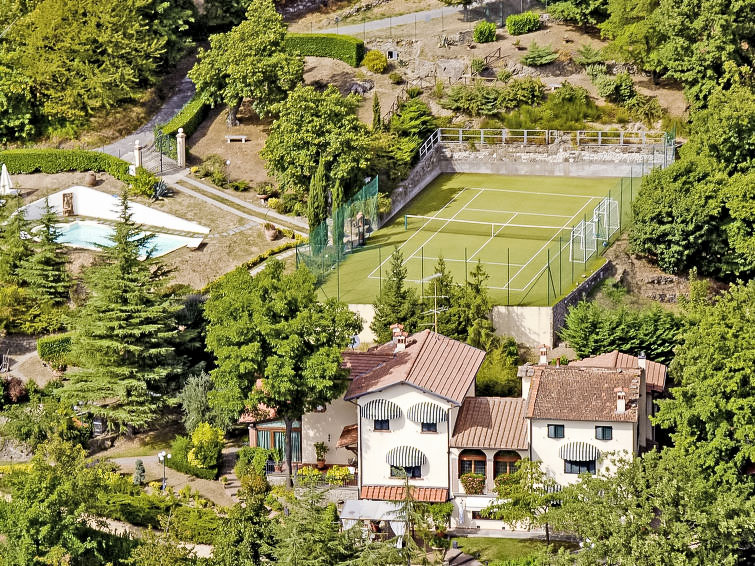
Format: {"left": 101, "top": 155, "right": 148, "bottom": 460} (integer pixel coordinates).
{"left": 371, "top": 248, "right": 422, "bottom": 342}
{"left": 18, "top": 199, "right": 71, "bottom": 305}
{"left": 0, "top": 204, "right": 33, "bottom": 284}
{"left": 59, "top": 191, "right": 181, "bottom": 430}
{"left": 307, "top": 156, "right": 328, "bottom": 253}
{"left": 372, "top": 92, "right": 382, "bottom": 132}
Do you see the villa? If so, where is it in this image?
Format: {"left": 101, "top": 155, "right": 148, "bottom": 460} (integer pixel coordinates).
{"left": 241, "top": 324, "right": 667, "bottom": 529}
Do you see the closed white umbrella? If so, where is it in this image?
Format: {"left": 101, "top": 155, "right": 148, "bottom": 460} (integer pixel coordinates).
{"left": 0, "top": 164, "right": 19, "bottom": 196}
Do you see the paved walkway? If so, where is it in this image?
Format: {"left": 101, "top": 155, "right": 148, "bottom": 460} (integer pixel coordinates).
{"left": 319, "top": 3, "right": 468, "bottom": 35}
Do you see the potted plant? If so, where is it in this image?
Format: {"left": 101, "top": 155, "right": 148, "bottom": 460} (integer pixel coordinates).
{"left": 263, "top": 222, "right": 280, "bottom": 241}
{"left": 314, "top": 442, "right": 329, "bottom": 469}
{"left": 272, "top": 448, "right": 283, "bottom": 473}
{"left": 460, "top": 472, "right": 486, "bottom": 495}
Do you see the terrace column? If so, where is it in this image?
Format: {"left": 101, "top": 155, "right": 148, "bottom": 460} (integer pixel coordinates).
{"left": 485, "top": 450, "right": 496, "bottom": 495}
{"left": 176, "top": 128, "right": 186, "bottom": 168}
{"left": 133, "top": 139, "right": 142, "bottom": 169}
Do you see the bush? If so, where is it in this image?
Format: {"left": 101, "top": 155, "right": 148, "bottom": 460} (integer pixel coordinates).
{"left": 521, "top": 42, "right": 558, "bottom": 66}
{"left": 325, "top": 465, "right": 354, "bottom": 486}
{"left": 406, "top": 86, "right": 423, "bottom": 98}
{"left": 460, "top": 472, "right": 485, "bottom": 494}
{"left": 441, "top": 78, "right": 545, "bottom": 116}
{"left": 474, "top": 21, "right": 497, "bottom": 43}
{"left": 284, "top": 33, "right": 365, "bottom": 67}
{"left": 171, "top": 506, "right": 221, "bottom": 544}
{"left": 154, "top": 97, "right": 209, "bottom": 160}
{"left": 574, "top": 44, "right": 604, "bottom": 66}
{"left": 594, "top": 71, "right": 636, "bottom": 104}
{"left": 296, "top": 465, "right": 323, "bottom": 485}
{"left": 187, "top": 422, "right": 224, "bottom": 469}
{"left": 389, "top": 71, "right": 403, "bottom": 84}
{"left": 470, "top": 58, "right": 486, "bottom": 75}
{"left": 548, "top": 1, "right": 582, "bottom": 23}
{"left": 3, "top": 378, "right": 28, "bottom": 404}
{"left": 475, "top": 336, "right": 521, "bottom": 397}
{"left": 625, "top": 93, "right": 663, "bottom": 124}
{"left": 506, "top": 11, "right": 541, "bottom": 35}
{"left": 0, "top": 149, "right": 132, "bottom": 183}
{"left": 167, "top": 435, "right": 219, "bottom": 480}
{"left": 129, "top": 166, "right": 160, "bottom": 198}
{"left": 363, "top": 50, "right": 388, "bottom": 73}
{"left": 98, "top": 493, "right": 173, "bottom": 528}
{"left": 195, "top": 154, "right": 228, "bottom": 186}
{"left": 37, "top": 333, "right": 73, "bottom": 370}
{"left": 235, "top": 446, "right": 272, "bottom": 478}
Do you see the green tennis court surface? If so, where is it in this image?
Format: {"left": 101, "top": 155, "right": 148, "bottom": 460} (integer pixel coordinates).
{"left": 317, "top": 173, "right": 635, "bottom": 306}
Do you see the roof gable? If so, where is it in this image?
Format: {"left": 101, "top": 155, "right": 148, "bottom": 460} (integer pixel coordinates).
{"left": 451, "top": 397, "right": 528, "bottom": 450}
{"left": 569, "top": 350, "right": 667, "bottom": 392}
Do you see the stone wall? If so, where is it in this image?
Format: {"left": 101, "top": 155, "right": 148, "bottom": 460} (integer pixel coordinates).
{"left": 491, "top": 305, "right": 553, "bottom": 347}
{"left": 551, "top": 260, "right": 613, "bottom": 341}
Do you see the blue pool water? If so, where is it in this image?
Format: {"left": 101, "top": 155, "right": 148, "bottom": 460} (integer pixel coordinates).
{"left": 56, "top": 222, "right": 197, "bottom": 258}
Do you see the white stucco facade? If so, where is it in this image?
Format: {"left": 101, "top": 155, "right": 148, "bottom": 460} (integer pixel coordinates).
{"left": 301, "top": 397, "right": 358, "bottom": 465}
{"left": 357, "top": 384, "right": 454, "bottom": 490}
{"left": 530, "top": 419, "right": 636, "bottom": 485}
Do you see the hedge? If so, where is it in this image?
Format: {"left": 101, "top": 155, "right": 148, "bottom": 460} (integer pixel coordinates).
{"left": 0, "top": 149, "right": 133, "bottom": 182}
{"left": 506, "top": 11, "right": 541, "bottom": 35}
{"left": 284, "top": 33, "right": 365, "bottom": 67}
{"left": 154, "top": 96, "right": 209, "bottom": 160}
{"left": 166, "top": 435, "right": 219, "bottom": 480}
{"left": 37, "top": 333, "right": 73, "bottom": 369}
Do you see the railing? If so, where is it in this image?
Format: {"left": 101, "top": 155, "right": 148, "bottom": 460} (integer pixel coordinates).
{"left": 440, "top": 127, "right": 554, "bottom": 146}
{"left": 575, "top": 130, "right": 666, "bottom": 146}
{"left": 483, "top": 46, "right": 503, "bottom": 67}
{"left": 264, "top": 461, "right": 359, "bottom": 487}
{"left": 382, "top": 76, "right": 436, "bottom": 124}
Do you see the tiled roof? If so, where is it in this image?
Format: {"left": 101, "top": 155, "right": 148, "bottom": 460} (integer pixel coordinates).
{"left": 342, "top": 351, "right": 394, "bottom": 379}
{"left": 451, "top": 397, "right": 528, "bottom": 449}
{"left": 336, "top": 424, "right": 358, "bottom": 448}
{"left": 525, "top": 365, "right": 642, "bottom": 423}
{"left": 345, "top": 330, "right": 485, "bottom": 405}
{"left": 569, "top": 350, "right": 667, "bottom": 392}
{"left": 360, "top": 485, "right": 448, "bottom": 502}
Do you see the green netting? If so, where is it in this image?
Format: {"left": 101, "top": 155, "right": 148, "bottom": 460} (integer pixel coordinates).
{"left": 296, "top": 176, "right": 379, "bottom": 282}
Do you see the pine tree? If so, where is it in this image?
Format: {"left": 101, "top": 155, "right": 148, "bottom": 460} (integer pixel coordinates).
{"left": 17, "top": 199, "right": 71, "bottom": 305}
{"left": 372, "top": 92, "right": 382, "bottom": 132}
{"left": 307, "top": 156, "right": 328, "bottom": 253}
{"left": 332, "top": 179, "right": 345, "bottom": 256}
{"left": 133, "top": 459, "right": 146, "bottom": 485}
{"left": 371, "top": 248, "right": 422, "bottom": 343}
{"left": 0, "top": 204, "right": 33, "bottom": 284}
{"left": 58, "top": 191, "right": 181, "bottom": 430}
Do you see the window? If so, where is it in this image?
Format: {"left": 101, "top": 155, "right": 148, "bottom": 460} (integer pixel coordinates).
{"left": 459, "top": 449, "right": 486, "bottom": 477}
{"left": 595, "top": 426, "right": 613, "bottom": 440}
{"left": 421, "top": 422, "right": 437, "bottom": 433}
{"left": 565, "top": 460, "right": 596, "bottom": 474}
{"left": 471, "top": 511, "right": 486, "bottom": 520}
{"left": 390, "top": 465, "right": 421, "bottom": 478}
{"left": 547, "top": 424, "right": 565, "bottom": 438}
{"left": 374, "top": 419, "right": 390, "bottom": 431}
{"left": 255, "top": 420, "right": 302, "bottom": 462}
{"left": 494, "top": 451, "right": 521, "bottom": 477}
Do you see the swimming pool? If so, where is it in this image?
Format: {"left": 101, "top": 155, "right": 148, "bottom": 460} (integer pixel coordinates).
{"left": 54, "top": 221, "right": 203, "bottom": 258}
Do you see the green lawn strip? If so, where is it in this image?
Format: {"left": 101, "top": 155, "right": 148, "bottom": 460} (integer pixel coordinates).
{"left": 452, "top": 537, "right": 575, "bottom": 562}
{"left": 318, "top": 173, "right": 622, "bottom": 305}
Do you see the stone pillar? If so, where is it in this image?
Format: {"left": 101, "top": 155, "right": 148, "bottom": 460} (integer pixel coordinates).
{"left": 176, "top": 128, "right": 186, "bottom": 168}
{"left": 133, "top": 139, "right": 142, "bottom": 169}
{"left": 485, "top": 450, "right": 496, "bottom": 495}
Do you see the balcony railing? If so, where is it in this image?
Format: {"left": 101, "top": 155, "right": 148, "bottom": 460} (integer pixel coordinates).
{"left": 264, "top": 461, "right": 359, "bottom": 487}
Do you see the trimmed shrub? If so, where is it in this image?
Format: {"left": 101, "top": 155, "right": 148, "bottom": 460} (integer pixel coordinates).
{"left": 284, "top": 33, "right": 365, "bottom": 67}
{"left": 167, "top": 435, "right": 219, "bottom": 480}
{"left": 37, "top": 333, "right": 73, "bottom": 370}
{"left": 574, "top": 44, "right": 604, "bottom": 66}
{"left": 595, "top": 71, "right": 636, "bottom": 104}
{"left": 235, "top": 446, "right": 273, "bottom": 478}
{"left": 0, "top": 149, "right": 132, "bottom": 182}
{"left": 474, "top": 21, "right": 497, "bottom": 43}
{"left": 172, "top": 506, "right": 221, "bottom": 544}
{"left": 363, "top": 50, "right": 388, "bottom": 73}
{"left": 389, "top": 71, "right": 403, "bottom": 84}
{"left": 98, "top": 493, "right": 172, "bottom": 528}
{"left": 506, "top": 11, "right": 541, "bottom": 35}
{"left": 154, "top": 96, "right": 209, "bottom": 160}
{"left": 460, "top": 472, "right": 485, "bottom": 494}
{"left": 520, "top": 42, "right": 558, "bottom": 66}
{"left": 325, "top": 465, "right": 354, "bottom": 486}
{"left": 470, "top": 58, "right": 486, "bottom": 75}
{"left": 187, "top": 422, "right": 224, "bottom": 469}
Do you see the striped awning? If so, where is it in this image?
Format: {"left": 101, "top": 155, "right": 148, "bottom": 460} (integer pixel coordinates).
{"left": 559, "top": 442, "right": 600, "bottom": 461}
{"left": 386, "top": 446, "right": 427, "bottom": 467}
{"left": 407, "top": 402, "right": 447, "bottom": 423}
{"left": 361, "top": 399, "right": 401, "bottom": 420}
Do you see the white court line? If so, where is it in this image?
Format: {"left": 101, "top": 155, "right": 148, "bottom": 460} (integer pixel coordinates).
{"left": 465, "top": 207, "right": 573, "bottom": 218}
{"left": 468, "top": 212, "right": 517, "bottom": 262}
{"left": 410, "top": 256, "right": 527, "bottom": 268}
{"left": 507, "top": 195, "right": 601, "bottom": 290}
{"left": 403, "top": 189, "right": 485, "bottom": 265}
{"left": 365, "top": 188, "right": 467, "bottom": 279}
{"left": 468, "top": 187, "right": 606, "bottom": 198}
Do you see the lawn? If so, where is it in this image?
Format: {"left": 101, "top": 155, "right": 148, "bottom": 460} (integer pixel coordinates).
{"left": 453, "top": 537, "right": 576, "bottom": 563}
{"left": 317, "top": 173, "right": 634, "bottom": 306}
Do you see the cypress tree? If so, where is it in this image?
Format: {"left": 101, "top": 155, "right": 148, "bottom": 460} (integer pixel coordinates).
{"left": 331, "top": 179, "right": 345, "bottom": 255}
{"left": 370, "top": 248, "right": 422, "bottom": 342}
{"left": 307, "top": 156, "right": 328, "bottom": 253}
{"left": 372, "top": 92, "right": 382, "bottom": 132}
{"left": 59, "top": 191, "right": 181, "bottom": 430}
{"left": 18, "top": 199, "right": 71, "bottom": 305}
{"left": 0, "top": 204, "right": 33, "bottom": 284}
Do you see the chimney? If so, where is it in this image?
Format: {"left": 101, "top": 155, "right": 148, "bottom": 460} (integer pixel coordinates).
{"left": 395, "top": 331, "right": 408, "bottom": 352}
{"left": 615, "top": 387, "right": 626, "bottom": 414}
{"left": 390, "top": 323, "right": 404, "bottom": 342}
{"left": 538, "top": 345, "right": 548, "bottom": 365}
{"left": 637, "top": 351, "right": 647, "bottom": 370}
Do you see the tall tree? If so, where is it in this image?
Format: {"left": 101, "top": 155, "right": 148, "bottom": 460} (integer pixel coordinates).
{"left": 261, "top": 85, "right": 370, "bottom": 204}
{"left": 555, "top": 449, "right": 755, "bottom": 565}
{"left": 484, "top": 458, "right": 563, "bottom": 544}
{"left": 307, "top": 156, "right": 328, "bottom": 252}
{"left": 17, "top": 198, "right": 70, "bottom": 305}
{"left": 211, "top": 489, "right": 274, "bottom": 566}
{"left": 0, "top": 205, "right": 33, "bottom": 284}
{"left": 177, "top": 371, "right": 214, "bottom": 434}
{"left": 370, "top": 248, "right": 422, "bottom": 343}
{"left": 204, "top": 260, "right": 361, "bottom": 485}
{"left": 655, "top": 281, "right": 755, "bottom": 484}
{"left": 189, "top": 0, "right": 303, "bottom": 126}
{"left": 371, "top": 92, "right": 382, "bottom": 132}
{"left": 59, "top": 191, "right": 181, "bottom": 430}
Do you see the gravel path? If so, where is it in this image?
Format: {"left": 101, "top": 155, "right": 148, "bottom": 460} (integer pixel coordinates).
{"left": 319, "top": 3, "right": 466, "bottom": 34}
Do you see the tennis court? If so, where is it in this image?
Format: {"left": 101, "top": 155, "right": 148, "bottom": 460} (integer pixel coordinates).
{"left": 316, "top": 173, "right": 635, "bottom": 306}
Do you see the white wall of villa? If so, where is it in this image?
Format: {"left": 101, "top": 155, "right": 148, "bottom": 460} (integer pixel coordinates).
{"left": 21, "top": 186, "right": 210, "bottom": 234}
{"left": 301, "top": 397, "right": 357, "bottom": 465}
{"left": 530, "top": 419, "right": 635, "bottom": 485}
{"left": 358, "top": 384, "right": 453, "bottom": 489}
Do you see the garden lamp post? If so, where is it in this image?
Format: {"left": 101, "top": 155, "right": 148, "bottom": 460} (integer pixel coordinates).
{"left": 225, "top": 160, "right": 231, "bottom": 183}
{"left": 158, "top": 450, "right": 171, "bottom": 491}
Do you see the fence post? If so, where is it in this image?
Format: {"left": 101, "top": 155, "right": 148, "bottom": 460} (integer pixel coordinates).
{"left": 481, "top": 129, "right": 484, "bottom": 145}
{"left": 421, "top": 247, "right": 424, "bottom": 299}
{"left": 619, "top": 131, "right": 624, "bottom": 145}
{"left": 465, "top": 248, "right": 468, "bottom": 285}
{"left": 524, "top": 130, "right": 528, "bottom": 145}
{"left": 507, "top": 247, "right": 510, "bottom": 306}
{"left": 378, "top": 246, "right": 382, "bottom": 295}
{"left": 598, "top": 131, "right": 602, "bottom": 145}
{"left": 176, "top": 128, "right": 186, "bottom": 168}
